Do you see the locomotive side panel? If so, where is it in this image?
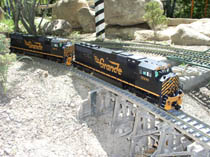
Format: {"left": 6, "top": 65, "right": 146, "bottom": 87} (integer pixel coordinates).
{"left": 10, "top": 33, "right": 70, "bottom": 61}
{"left": 74, "top": 43, "right": 139, "bottom": 85}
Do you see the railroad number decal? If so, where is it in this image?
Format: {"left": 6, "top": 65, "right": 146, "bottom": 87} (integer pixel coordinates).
{"left": 24, "top": 40, "right": 43, "bottom": 50}
{"left": 140, "top": 76, "right": 149, "bottom": 82}
{"left": 94, "top": 56, "right": 123, "bottom": 75}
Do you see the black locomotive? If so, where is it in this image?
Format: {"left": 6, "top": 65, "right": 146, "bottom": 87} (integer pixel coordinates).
{"left": 9, "top": 33, "right": 183, "bottom": 110}
{"left": 73, "top": 42, "right": 183, "bottom": 110}
{"left": 9, "top": 33, "right": 74, "bottom": 65}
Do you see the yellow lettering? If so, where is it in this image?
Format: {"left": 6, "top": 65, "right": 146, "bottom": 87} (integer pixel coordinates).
{"left": 94, "top": 56, "right": 123, "bottom": 75}
{"left": 24, "top": 40, "right": 43, "bottom": 50}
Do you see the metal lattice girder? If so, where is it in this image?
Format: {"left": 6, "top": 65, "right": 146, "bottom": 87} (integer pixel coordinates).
{"left": 111, "top": 95, "right": 135, "bottom": 136}
{"left": 129, "top": 110, "right": 158, "bottom": 157}
{"left": 73, "top": 68, "right": 210, "bottom": 153}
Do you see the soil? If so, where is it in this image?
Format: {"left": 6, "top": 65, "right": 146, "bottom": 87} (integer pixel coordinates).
{"left": 0, "top": 43, "right": 209, "bottom": 157}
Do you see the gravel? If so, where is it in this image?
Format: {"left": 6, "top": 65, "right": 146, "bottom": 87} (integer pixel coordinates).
{"left": 0, "top": 56, "right": 209, "bottom": 157}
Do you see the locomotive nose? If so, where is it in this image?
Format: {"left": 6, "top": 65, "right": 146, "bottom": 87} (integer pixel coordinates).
{"left": 160, "top": 75, "right": 183, "bottom": 110}
{"left": 161, "top": 76, "right": 179, "bottom": 96}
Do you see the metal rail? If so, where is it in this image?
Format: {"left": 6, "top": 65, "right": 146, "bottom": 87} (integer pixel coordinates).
{"left": 72, "top": 67, "right": 210, "bottom": 150}
{"left": 86, "top": 41, "right": 210, "bottom": 69}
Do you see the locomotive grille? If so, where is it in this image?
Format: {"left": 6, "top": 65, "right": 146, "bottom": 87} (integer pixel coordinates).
{"left": 161, "top": 76, "right": 179, "bottom": 96}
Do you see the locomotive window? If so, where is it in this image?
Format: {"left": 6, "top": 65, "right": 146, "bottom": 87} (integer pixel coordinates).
{"left": 155, "top": 71, "right": 159, "bottom": 77}
{"left": 54, "top": 43, "right": 58, "bottom": 47}
{"left": 141, "top": 70, "right": 152, "bottom": 78}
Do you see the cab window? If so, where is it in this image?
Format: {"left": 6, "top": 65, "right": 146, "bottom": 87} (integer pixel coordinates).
{"left": 140, "top": 69, "right": 152, "bottom": 78}
{"left": 155, "top": 71, "right": 159, "bottom": 78}
{"left": 53, "top": 43, "right": 58, "bottom": 47}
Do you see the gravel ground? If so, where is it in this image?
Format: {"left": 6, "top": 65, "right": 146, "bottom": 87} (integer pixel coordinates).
{"left": 0, "top": 55, "right": 209, "bottom": 157}
{"left": 0, "top": 57, "right": 130, "bottom": 157}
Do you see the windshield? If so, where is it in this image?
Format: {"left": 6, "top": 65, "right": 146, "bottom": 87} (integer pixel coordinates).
{"left": 155, "top": 68, "right": 171, "bottom": 78}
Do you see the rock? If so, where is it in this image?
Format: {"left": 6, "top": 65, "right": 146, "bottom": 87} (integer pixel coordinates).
{"left": 78, "top": 7, "right": 95, "bottom": 33}
{"left": 43, "top": 19, "right": 72, "bottom": 36}
{"left": 171, "top": 24, "right": 210, "bottom": 46}
{"left": 135, "top": 27, "right": 175, "bottom": 41}
{"left": 106, "top": 26, "right": 143, "bottom": 40}
{"left": 186, "top": 19, "right": 210, "bottom": 38}
{"left": 104, "top": 0, "right": 163, "bottom": 26}
{"left": 167, "top": 18, "right": 197, "bottom": 26}
{"left": 52, "top": 0, "right": 89, "bottom": 29}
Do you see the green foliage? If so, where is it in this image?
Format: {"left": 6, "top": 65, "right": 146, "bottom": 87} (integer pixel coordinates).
{"left": 0, "top": 34, "right": 16, "bottom": 93}
{"left": 143, "top": 1, "right": 167, "bottom": 43}
{"left": 0, "top": 18, "right": 14, "bottom": 32}
{"left": 174, "top": 0, "right": 210, "bottom": 18}
{"left": 143, "top": 1, "right": 167, "bottom": 30}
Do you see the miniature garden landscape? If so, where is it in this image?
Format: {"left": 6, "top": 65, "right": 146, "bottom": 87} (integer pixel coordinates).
{"left": 0, "top": 0, "right": 210, "bottom": 156}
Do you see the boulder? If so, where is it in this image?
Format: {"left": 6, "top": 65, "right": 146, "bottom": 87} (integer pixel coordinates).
{"left": 135, "top": 27, "right": 176, "bottom": 41}
{"left": 106, "top": 26, "right": 143, "bottom": 40}
{"left": 43, "top": 19, "right": 72, "bottom": 36}
{"left": 78, "top": 7, "right": 95, "bottom": 33}
{"left": 171, "top": 25, "right": 210, "bottom": 46}
{"left": 167, "top": 18, "right": 197, "bottom": 26}
{"left": 52, "top": 0, "right": 88, "bottom": 28}
{"left": 104, "top": 0, "right": 163, "bottom": 26}
{"left": 185, "top": 19, "right": 210, "bottom": 38}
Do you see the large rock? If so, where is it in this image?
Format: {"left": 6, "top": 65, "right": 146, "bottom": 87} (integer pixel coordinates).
{"left": 78, "top": 7, "right": 95, "bottom": 33}
{"left": 171, "top": 24, "right": 210, "bottom": 46}
{"left": 52, "top": 0, "right": 88, "bottom": 28}
{"left": 104, "top": 0, "right": 163, "bottom": 26}
{"left": 106, "top": 25, "right": 174, "bottom": 41}
{"left": 43, "top": 19, "right": 72, "bottom": 36}
{"left": 167, "top": 18, "right": 197, "bottom": 26}
{"left": 134, "top": 27, "right": 175, "bottom": 41}
{"left": 106, "top": 26, "right": 143, "bottom": 40}
{"left": 185, "top": 19, "right": 210, "bottom": 38}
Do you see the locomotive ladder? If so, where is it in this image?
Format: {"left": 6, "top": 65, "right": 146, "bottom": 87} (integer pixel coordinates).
{"left": 72, "top": 68, "right": 210, "bottom": 156}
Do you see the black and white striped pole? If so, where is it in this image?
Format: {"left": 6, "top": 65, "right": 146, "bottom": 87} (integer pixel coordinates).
{"left": 95, "top": 0, "right": 105, "bottom": 39}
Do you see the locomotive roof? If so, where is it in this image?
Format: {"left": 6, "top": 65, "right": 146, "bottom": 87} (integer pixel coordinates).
{"left": 78, "top": 42, "right": 170, "bottom": 71}
{"left": 139, "top": 58, "right": 169, "bottom": 70}
{"left": 51, "top": 38, "right": 69, "bottom": 43}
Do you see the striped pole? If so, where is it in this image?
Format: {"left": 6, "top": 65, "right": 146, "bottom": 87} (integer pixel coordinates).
{"left": 95, "top": 0, "right": 105, "bottom": 39}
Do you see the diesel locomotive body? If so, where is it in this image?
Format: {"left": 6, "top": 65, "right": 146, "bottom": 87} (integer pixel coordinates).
{"left": 10, "top": 33, "right": 74, "bottom": 65}
{"left": 9, "top": 33, "right": 183, "bottom": 111}
{"left": 74, "top": 43, "right": 183, "bottom": 110}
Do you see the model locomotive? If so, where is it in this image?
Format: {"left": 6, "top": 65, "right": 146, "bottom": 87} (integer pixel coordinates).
{"left": 9, "top": 33, "right": 183, "bottom": 110}
{"left": 10, "top": 33, "right": 74, "bottom": 65}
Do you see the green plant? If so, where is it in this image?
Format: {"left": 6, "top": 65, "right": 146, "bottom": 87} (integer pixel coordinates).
{"left": 0, "top": 34, "right": 16, "bottom": 94}
{"left": 143, "top": 1, "right": 167, "bottom": 43}
{"left": 174, "top": 0, "right": 210, "bottom": 18}
{"left": 0, "top": 18, "right": 14, "bottom": 32}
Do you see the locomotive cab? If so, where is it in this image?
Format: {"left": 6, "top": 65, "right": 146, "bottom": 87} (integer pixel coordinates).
{"left": 51, "top": 38, "right": 74, "bottom": 66}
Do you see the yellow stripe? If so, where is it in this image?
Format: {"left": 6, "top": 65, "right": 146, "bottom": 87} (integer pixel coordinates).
{"left": 162, "top": 78, "right": 172, "bottom": 90}
{"left": 74, "top": 61, "right": 160, "bottom": 97}
{"left": 11, "top": 46, "right": 64, "bottom": 58}
{"left": 162, "top": 78, "right": 176, "bottom": 95}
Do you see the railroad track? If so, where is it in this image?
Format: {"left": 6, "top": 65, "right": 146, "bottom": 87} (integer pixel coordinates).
{"left": 189, "top": 83, "right": 210, "bottom": 108}
{"left": 72, "top": 67, "right": 210, "bottom": 150}
{"left": 86, "top": 41, "right": 210, "bottom": 69}
{"left": 2, "top": 31, "right": 210, "bottom": 68}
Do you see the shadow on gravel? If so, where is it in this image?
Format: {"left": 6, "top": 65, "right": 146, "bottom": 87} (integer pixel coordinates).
{"left": 17, "top": 56, "right": 71, "bottom": 77}
{"left": 81, "top": 114, "right": 130, "bottom": 157}
{"left": 72, "top": 76, "right": 130, "bottom": 157}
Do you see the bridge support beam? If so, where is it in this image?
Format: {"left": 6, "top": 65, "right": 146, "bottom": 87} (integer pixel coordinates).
{"left": 77, "top": 88, "right": 210, "bottom": 156}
